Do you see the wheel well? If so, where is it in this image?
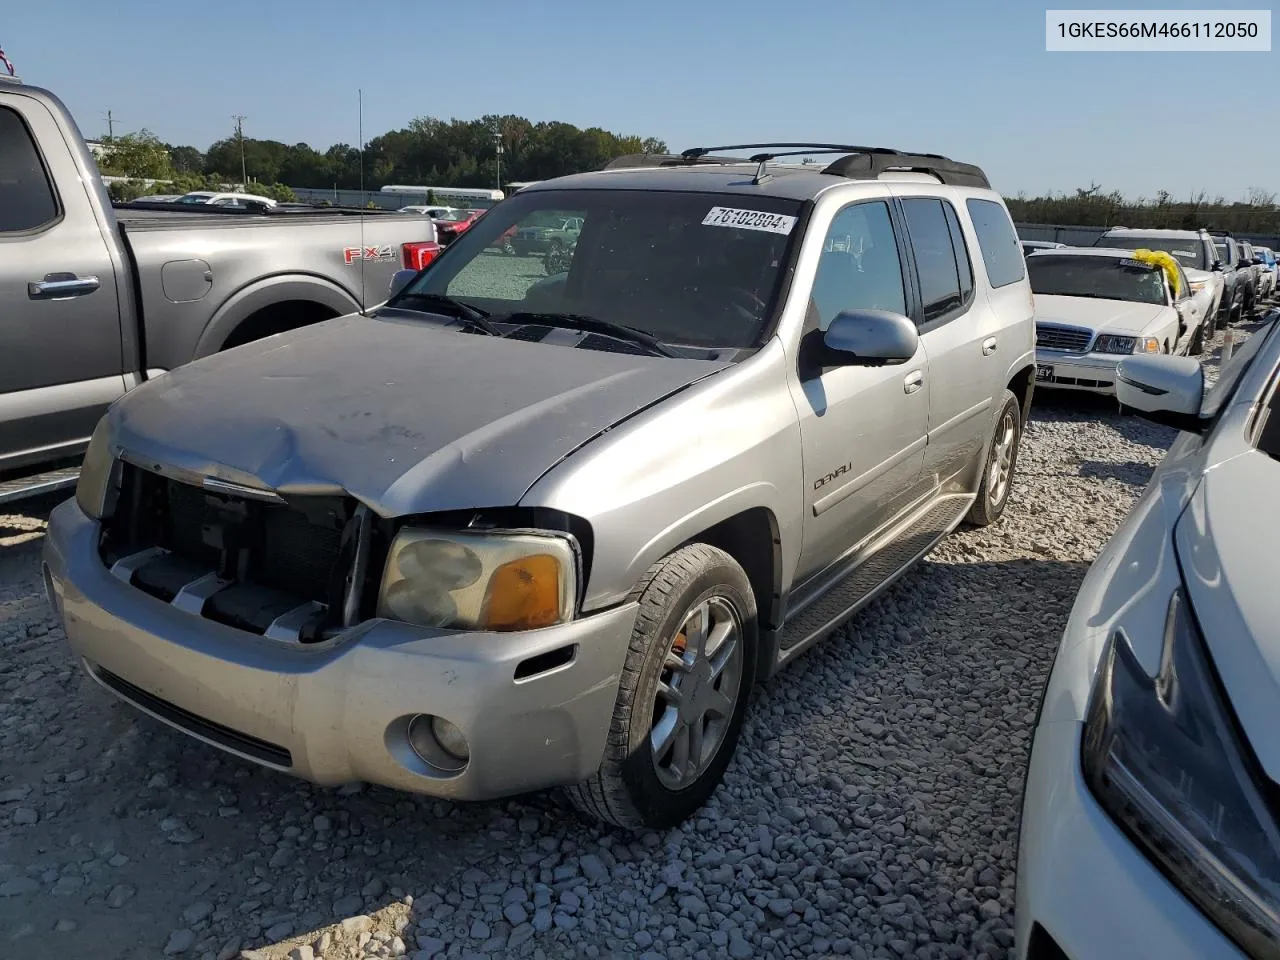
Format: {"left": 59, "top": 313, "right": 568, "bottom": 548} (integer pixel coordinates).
{"left": 1007, "top": 365, "right": 1035, "bottom": 425}
{"left": 688, "top": 508, "right": 781, "bottom": 631}
{"left": 220, "top": 299, "right": 341, "bottom": 351}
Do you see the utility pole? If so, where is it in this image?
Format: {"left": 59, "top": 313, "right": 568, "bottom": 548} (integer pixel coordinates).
{"left": 232, "top": 114, "right": 248, "bottom": 188}
{"left": 104, "top": 110, "right": 117, "bottom": 141}
{"left": 494, "top": 123, "right": 503, "bottom": 193}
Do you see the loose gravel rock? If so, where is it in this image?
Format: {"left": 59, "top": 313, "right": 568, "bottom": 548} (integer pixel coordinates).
{"left": 0, "top": 319, "right": 1264, "bottom": 959}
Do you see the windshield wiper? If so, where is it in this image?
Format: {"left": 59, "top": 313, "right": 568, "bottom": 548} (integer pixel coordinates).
{"left": 388, "top": 293, "right": 502, "bottom": 337}
{"left": 487, "top": 311, "right": 676, "bottom": 357}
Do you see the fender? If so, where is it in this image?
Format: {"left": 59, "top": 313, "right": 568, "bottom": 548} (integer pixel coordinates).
{"left": 192, "top": 273, "right": 361, "bottom": 359}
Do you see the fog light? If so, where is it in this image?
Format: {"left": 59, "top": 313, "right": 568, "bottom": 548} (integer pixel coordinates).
{"left": 406, "top": 714, "right": 469, "bottom": 771}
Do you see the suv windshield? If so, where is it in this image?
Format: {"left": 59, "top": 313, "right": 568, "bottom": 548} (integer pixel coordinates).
{"left": 1096, "top": 234, "right": 1208, "bottom": 270}
{"left": 1028, "top": 254, "right": 1167, "bottom": 305}
{"left": 398, "top": 189, "right": 803, "bottom": 349}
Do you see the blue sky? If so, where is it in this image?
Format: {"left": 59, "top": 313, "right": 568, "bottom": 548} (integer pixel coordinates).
{"left": 4, "top": 0, "right": 1276, "bottom": 198}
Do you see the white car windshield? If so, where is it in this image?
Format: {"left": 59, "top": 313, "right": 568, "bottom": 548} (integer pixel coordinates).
{"left": 1028, "top": 255, "right": 1168, "bottom": 305}
{"left": 1098, "top": 235, "right": 1208, "bottom": 270}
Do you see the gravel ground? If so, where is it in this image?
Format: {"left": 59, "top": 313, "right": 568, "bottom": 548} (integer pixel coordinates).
{"left": 0, "top": 316, "right": 1267, "bottom": 960}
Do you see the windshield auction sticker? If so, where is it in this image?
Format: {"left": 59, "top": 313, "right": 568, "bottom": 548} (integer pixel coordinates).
{"left": 702, "top": 207, "right": 798, "bottom": 235}
{"left": 1046, "top": 9, "right": 1271, "bottom": 51}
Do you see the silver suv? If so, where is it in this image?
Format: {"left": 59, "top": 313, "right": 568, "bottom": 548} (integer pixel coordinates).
{"left": 44, "top": 143, "right": 1036, "bottom": 828}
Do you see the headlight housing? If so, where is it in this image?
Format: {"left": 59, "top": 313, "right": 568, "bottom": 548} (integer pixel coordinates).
{"left": 1082, "top": 591, "right": 1280, "bottom": 957}
{"left": 377, "top": 528, "right": 578, "bottom": 632}
{"left": 75, "top": 416, "right": 119, "bottom": 520}
{"left": 1093, "top": 335, "right": 1161, "bottom": 355}
{"left": 1189, "top": 279, "right": 1209, "bottom": 294}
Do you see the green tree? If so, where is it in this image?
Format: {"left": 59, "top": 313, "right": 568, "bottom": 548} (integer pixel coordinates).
{"left": 100, "top": 130, "right": 173, "bottom": 179}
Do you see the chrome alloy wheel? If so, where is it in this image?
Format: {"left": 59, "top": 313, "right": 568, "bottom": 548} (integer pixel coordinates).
{"left": 649, "top": 596, "right": 744, "bottom": 790}
{"left": 987, "top": 408, "right": 1017, "bottom": 508}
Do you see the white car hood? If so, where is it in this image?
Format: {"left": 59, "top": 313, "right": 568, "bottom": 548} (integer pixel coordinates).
{"left": 1175, "top": 447, "right": 1280, "bottom": 782}
{"left": 1034, "top": 294, "right": 1170, "bottom": 336}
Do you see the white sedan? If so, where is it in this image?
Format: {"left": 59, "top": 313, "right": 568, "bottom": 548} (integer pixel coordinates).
{"left": 1029, "top": 248, "right": 1208, "bottom": 395}
{"left": 1015, "top": 312, "right": 1280, "bottom": 959}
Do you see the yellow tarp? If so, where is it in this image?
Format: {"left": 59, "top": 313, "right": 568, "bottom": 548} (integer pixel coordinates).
{"left": 1132, "top": 248, "right": 1184, "bottom": 297}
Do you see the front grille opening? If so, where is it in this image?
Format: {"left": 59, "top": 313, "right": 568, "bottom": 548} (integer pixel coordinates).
{"left": 1036, "top": 324, "right": 1093, "bottom": 353}
{"left": 99, "top": 463, "right": 382, "bottom": 639}
{"left": 92, "top": 662, "right": 293, "bottom": 768}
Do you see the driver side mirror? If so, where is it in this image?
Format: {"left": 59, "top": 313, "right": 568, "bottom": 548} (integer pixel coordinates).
{"left": 821, "top": 309, "right": 920, "bottom": 365}
{"left": 1211, "top": 260, "right": 1224, "bottom": 272}
{"left": 1116, "top": 354, "right": 1207, "bottom": 434}
{"left": 388, "top": 268, "right": 416, "bottom": 300}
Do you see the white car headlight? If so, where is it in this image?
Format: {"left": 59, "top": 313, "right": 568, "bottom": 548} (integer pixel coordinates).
{"left": 75, "top": 416, "right": 119, "bottom": 520}
{"left": 1189, "top": 279, "right": 1209, "bottom": 294}
{"left": 1093, "top": 335, "right": 1161, "bottom": 355}
{"left": 377, "top": 528, "right": 578, "bottom": 632}
{"left": 1082, "top": 591, "right": 1280, "bottom": 957}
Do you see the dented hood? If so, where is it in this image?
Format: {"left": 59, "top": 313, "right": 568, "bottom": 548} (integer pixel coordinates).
{"left": 109, "top": 313, "right": 729, "bottom": 517}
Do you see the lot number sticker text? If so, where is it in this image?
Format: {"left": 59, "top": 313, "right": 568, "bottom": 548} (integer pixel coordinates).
{"left": 702, "top": 206, "right": 798, "bottom": 235}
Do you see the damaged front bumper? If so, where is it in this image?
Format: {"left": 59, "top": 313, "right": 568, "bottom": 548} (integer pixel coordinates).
{"left": 43, "top": 499, "right": 637, "bottom": 801}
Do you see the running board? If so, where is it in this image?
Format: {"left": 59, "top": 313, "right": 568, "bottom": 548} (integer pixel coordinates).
{"left": 775, "top": 495, "right": 971, "bottom": 666}
{"left": 0, "top": 467, "right": 81, "bottom": 507}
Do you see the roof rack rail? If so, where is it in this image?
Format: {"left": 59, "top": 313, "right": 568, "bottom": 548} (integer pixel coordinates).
{"left": 607, "top": 142, "right": 990, "bottom": 188}
{"left": 1206, "top": 229, "right": 1233, "bottom": 237}
{"left": 603, "top": 153, "right": 746, "bottom": 170}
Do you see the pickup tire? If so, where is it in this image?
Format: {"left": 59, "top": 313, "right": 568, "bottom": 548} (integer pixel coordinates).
{"left": 965, "top": 390, "right": 1022, "bottom": 528}
{"left": 566, "top": 544, "right": 757, "bottom": 829}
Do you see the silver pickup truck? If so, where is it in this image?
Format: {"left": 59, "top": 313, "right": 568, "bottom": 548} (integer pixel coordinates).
{"left": 44, "top": 143, "right": 1036, "bottom": 829}
{"left": 0, "top": 74, "right": 440, "bottom": 503}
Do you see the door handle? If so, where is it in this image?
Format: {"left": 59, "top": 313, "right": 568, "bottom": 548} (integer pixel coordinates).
{"left": 28, "top": 273, "right": 100, "bottom": 300}
{"left": 982, "top": 336, "right": 998, "bottom": 356}
{"left": 903, "top": 370, "right": 924, "bottom": 395}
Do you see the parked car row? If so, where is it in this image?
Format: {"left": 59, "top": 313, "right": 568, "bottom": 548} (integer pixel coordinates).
{"left": 1026, "top": 226, "right": 1278, "bottom": 400}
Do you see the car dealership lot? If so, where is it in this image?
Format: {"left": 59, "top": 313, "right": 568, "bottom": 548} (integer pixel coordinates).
{"left": 0, "top": 323, "right": 1255, "bottom": 960}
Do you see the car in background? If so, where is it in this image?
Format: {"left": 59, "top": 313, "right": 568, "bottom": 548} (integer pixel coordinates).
{"left": 398, "top": 205, "right": 456, "bottom": 218}
{"left": 1029, "top": 247, "right": 1208, "bottom": 395}
{"left": 1021, "top": 240, "right": 1066, "bottom": 257}
{"left": 432, "top": 208, "right": 484, "bottom": 246}
{"left": 1255, "top": 245, "right": 1277, "bottom": 301}
{"left": 511, "top": 213, "right": 584, "bottom": 257}
{"left": 1211, "top": 231, "right": 1261, "bottom": 320}
{"left": 176, "top": 191, "right": 279, "bottom": 211}
{"left": 132, "top": 194, "right": 183, "bottom": 203}
{"left": 1016, "top": 312, "right": 1280, "bottom": 960}
{"left": 1094, "top": 228, "right": 1227, "bottom": 331}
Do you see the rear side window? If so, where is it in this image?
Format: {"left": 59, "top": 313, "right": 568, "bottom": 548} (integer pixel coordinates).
{"left": 901, "top": 198, "right": 966, "bottom": 324}
{"left": 0, "top": 106, "right": 59, "bottom": 233}
{"left": 965, "top": 198, "right": 1025, "bottom": 289}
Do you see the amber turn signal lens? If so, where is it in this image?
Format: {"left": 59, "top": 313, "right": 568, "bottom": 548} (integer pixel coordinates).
{"left": 481, "top": 554, "right": 563, "bottom": 630}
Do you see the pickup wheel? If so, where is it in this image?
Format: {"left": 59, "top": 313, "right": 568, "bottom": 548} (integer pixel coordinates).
{"left": 565, "top": 544, "right": 757, "bottom": 830}
{"left": 965, "top": 389, "right": 1022, "bottom": 528}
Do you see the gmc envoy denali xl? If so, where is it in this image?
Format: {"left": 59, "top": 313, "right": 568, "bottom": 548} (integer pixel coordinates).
{"left": 43, "top": 143, "right": 1036, "bottom": 828}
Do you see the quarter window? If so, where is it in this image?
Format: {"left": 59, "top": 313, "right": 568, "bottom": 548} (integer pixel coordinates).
{"left": 809, "top": 200, "right": 906, "bottom": 330}
{"left": 0, "top": 107, "right": 59, "bottom": 233}
{"left": 966, "top": 197, "right": 1026, "bottom": 289}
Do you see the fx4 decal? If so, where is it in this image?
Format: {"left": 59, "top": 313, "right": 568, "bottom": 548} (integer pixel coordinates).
{"left": 344, "top": 245, "right": 396, "bottom": 265}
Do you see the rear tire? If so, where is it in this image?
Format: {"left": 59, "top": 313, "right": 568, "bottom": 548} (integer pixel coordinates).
{"left": 565, "top": 544, "right": 757, "bottom": 830}
{"left": 965, "top": 390, "right": 1022, "bottom": 528}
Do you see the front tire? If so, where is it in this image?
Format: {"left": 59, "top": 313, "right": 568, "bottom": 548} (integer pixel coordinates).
{"left": 965, "top": 389, "right": 1022, "bottom": 527}
{"left": 566, "top": 544, "right": 757, "bottom": 829}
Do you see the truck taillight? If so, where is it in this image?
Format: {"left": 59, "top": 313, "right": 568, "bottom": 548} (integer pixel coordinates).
{"left": 402, "top": 241, "right": 442, "bottom": 271}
